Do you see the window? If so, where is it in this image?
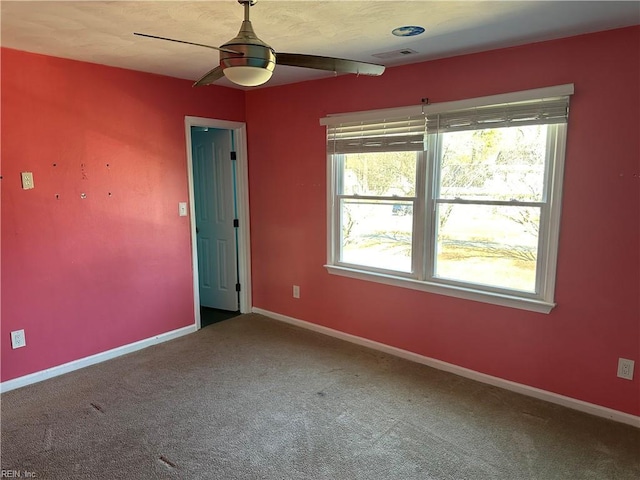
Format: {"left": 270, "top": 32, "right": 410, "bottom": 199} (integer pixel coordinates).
{"left": 323, "top": 85, "right": 573, "bottom": 313}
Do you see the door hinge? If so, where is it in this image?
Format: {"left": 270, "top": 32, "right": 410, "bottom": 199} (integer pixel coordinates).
{"left": 235, "top": 283, "right": 241, "bottom": 292}
{"left": 230, "top": 151, "right": 237, "bottom": 161}
{"left": 233, "top": 219, "right": 239, "bottom": 228}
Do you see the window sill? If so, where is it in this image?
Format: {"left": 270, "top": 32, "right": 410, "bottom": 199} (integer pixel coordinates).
{"left": 324, "top": 265, "right": 555, "bottom": 314}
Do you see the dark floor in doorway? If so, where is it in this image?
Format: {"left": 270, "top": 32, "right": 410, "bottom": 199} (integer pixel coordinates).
{"left": 201, "top": 307, "right": 240, "bottom": 328}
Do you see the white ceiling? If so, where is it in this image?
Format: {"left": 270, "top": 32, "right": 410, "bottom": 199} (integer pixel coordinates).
{"left": 2, "top": 1, "right": 639, "bottom": 89}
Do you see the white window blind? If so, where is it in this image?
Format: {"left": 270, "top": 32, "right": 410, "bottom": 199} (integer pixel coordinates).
{"left": 327, "top": 96, "right": 569, "bottom": 154}
{"left": 427, "top": 97, "right": 570, "bottom": 133}
{"left": 327, "top": 116, "right": 426, "bottom": 153}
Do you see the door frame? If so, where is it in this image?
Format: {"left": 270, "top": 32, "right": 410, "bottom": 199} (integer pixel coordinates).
{"left": 184, "top": 116, "right": 252, "bottom": 329}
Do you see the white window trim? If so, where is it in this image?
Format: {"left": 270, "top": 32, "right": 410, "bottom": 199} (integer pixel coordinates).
{"left": 325, "top": 264, "right": 556, "bottom": 313}
{"left": 323, "top": 85, "right": 573, "bottom": 314}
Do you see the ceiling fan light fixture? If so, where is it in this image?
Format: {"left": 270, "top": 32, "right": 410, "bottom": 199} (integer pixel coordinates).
{"left": 223, "top": 65, "right": 273, "bottom": 87}
{"left": 219, "top": 42, "right": 276, "bottom": 87}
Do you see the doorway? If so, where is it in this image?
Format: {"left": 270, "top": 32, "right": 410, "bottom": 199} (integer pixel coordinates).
{"left": 185, "top": 117, "right": 252, "bottom": 329}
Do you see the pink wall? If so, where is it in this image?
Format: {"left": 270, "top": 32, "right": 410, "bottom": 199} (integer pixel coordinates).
{"left": 2, "top": 27, "right": 638, "bottom": 418}
{"left": 245, "top": 27, "right": 640, "bottom": 416}
{"left": 1, "top": 49, "right": 245, "bottom": 381}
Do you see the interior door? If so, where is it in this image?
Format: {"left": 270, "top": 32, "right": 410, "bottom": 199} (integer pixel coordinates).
{"left": 192, "top": 128, "right": 238, "bottom": 311}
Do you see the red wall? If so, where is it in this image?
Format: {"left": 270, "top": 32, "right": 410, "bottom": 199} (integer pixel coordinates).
{"left": 245, "top": 27, "right": 640, "bottom": 416}
{"left": 1, "top": 49, "right": 245, "bottom": 381}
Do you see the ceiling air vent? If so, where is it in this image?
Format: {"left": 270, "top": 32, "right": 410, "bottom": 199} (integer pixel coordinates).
{"left": 372, "top": 48, "right": 418, "bottom": 60}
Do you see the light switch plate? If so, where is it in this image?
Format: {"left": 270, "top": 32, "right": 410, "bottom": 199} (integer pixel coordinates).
{"left": 21, "top": 172, "right": 34, "bottom": 190}
{"left": 179, "top": 202, "right": 188, "bottom": 217}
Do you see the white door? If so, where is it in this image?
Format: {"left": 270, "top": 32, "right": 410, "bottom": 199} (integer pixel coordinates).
{"left": 192, "top": 128, "right": 238, "bottom": 311}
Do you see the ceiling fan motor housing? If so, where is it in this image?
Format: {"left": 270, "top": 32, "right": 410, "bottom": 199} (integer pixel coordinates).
{"left": 219, "top": 43, "right": 275, "bottom": 72}
{"left": 221, "top": 2, "right": 275, "bottom": 74}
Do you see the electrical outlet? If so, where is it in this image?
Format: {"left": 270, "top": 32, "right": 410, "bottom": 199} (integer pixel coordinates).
{"left": 11, "top": 330, "right": 26, "bottom": 349}
{"left": 21, "top": 172, "right": 34, "bottom": 190}
{"left": 617, "top": 358, "right": 635, "bottom": 380}
{"left": 293, "top": 285, "right": 300, "bottom": 299}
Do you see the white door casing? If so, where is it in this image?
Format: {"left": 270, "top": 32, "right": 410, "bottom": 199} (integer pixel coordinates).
{"left": 185, "top": 116, "right": 252, "bottom": 329}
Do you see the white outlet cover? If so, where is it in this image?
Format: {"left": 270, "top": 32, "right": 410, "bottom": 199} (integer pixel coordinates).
{"left": 21, "top": 172, "right": 34, "bottom": 190}
{"left": 11, "top": 329, "right": 26, "bottom": 349}
{"left": 617, "top": 358, "right": 635, "bottom": 380}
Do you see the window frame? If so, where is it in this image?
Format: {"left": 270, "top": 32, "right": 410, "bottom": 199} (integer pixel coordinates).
{"left": 333, "top": 152, "right": 425, "bottom": 278}
{"left": 323, "top": 85, "right": 572, "bottom": 314}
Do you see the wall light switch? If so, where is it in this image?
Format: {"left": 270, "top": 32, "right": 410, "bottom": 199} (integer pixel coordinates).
{"left": 21, "top": 172, "right": 34, "bottom": 190}
{"left": 179, "top": 202, "right": 188, "bottom": 217}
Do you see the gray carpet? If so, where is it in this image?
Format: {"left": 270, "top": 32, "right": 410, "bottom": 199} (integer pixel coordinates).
{"left": 1, "top": 313, "right": 638, "bottom": 479}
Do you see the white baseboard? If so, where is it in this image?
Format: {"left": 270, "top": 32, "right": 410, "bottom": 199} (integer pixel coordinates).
{"left": 253, "top": 307, "right": 640, "bottom": 428}
{"left": 0, "top": 324, "right": 197, "bottom": 393}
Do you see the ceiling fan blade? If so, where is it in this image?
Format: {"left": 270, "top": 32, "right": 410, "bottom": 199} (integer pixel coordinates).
{"left": 133, "top": 33, "right": 242, "bottom": 55}
{"left": 193, "top": 66, "right": 225, "bottom": 87}
{"left": 276, "top": 53, "right": 385, "bottom": 76}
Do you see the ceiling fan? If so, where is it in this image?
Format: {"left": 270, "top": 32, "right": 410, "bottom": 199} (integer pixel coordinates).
{"left": 134, "top": 0, "right": 385, "bottom": 87}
